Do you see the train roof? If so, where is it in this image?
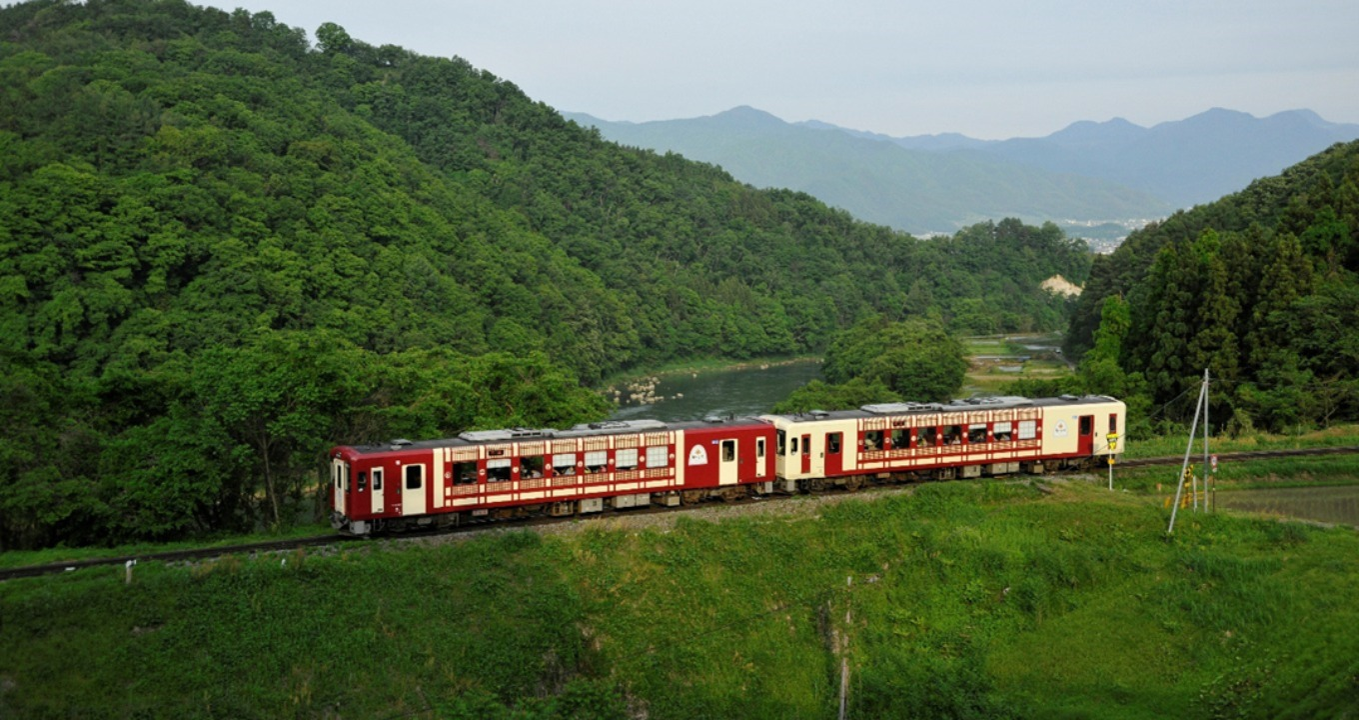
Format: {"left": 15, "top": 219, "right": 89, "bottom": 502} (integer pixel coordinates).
{"left": 763, "top": 394, "right": 1120, "bottom": 425}
{"left": 338, "top": 395, "right": 1121, "bottom": 454}
{"left": 341, "top": 416, "right": 769, "bottom": 455}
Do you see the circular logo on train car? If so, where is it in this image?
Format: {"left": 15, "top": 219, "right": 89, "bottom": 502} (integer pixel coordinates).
{"left": 688, "top": 445, "right": 708, "bottom": 466}
{"left": 1053, "top": 421, "right": 1069, "bottom": 438}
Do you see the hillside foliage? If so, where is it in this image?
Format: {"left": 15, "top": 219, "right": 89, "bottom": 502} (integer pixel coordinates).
{"left": 1065, "top": 140, "right": 1359, "bottom": 434}
{"left": 0, "top": 0, "right": 1089, "bottom": 548}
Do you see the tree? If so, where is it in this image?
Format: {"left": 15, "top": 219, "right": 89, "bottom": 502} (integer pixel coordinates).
{"left": 772, "top": 378, "right": 901, "bottom": 413}
{"left": 187, "top": 330, "right": 368, "bottom": 528}
{"left": 314, "top": 22, "right": 352, "bottom": 55}
{"left": 821, "top": 317, "right": 967, "bottom": 402}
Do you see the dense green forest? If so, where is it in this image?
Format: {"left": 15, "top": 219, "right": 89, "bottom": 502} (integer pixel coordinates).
{"left": 0, "top": 0, "right": 1090, "bottom": 549}
{"left": 1065, "top": 140, "right": 1359, "bottom": 434}
{"left": 773, "top": 317, "right": 969, "bottom": 412}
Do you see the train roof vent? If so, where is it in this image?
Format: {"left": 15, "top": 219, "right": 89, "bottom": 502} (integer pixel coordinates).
{"left": 703, "top": 415, "right": 725, "bottom": 423}
{"left": 1059, "top": 394, "right": 1079, "bottom": 401}
{"left": 862, "top": 402, "right": 926, "bottom": 415}
{"left": 582, "top": 419, "right": 668, "bottom": 432}
{"left": 809, "top": 410, "right": 831, "bottom": 419}
{"left": 458, "top": 428, "right": 554, "bottom": 443}
{"left": 390, "top": 438, "right": 412, "bottom": 446}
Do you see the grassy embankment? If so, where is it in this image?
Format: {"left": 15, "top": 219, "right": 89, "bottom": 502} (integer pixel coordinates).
{"left": 1116, "top": 425, "right": 1359, "bottom": 498}
{"left": 3, "top": 480, "right": 1358, "bottom": 718}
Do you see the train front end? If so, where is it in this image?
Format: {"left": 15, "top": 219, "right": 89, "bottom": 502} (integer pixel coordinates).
{"left": 329, "top": 446, "right": 373, "bottom": 536}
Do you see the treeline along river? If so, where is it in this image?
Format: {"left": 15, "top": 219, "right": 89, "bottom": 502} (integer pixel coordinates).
{"left": 608, "top": 361, "right": 823, "bottom": 423}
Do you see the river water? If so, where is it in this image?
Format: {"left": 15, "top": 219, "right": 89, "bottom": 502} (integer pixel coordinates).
{"left": 608, "top": 360, "right": 824, "bottom": 423}
{"left": 1213, "top": 485, "right": 1359, "bottom": 527}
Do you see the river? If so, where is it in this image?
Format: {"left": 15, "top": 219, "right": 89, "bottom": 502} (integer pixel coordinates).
{"left": 608, "top": 360, "right": 824, "bottom": 423}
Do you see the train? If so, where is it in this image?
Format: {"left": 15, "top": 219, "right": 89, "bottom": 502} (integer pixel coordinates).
{"left": 328, "top": 394, "right": 1125, "bottom": 535}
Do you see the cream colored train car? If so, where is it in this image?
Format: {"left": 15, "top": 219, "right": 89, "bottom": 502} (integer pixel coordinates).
{"left": 761, "top": 395, "right": 1125, "bottom": 491}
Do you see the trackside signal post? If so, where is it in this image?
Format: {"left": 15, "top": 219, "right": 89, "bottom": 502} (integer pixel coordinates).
{"left": 1107, "top": 432, "right": 1118, "bottom": 490}
{"left": 1168, "top": 369, "right": 1211, "bottom": 534}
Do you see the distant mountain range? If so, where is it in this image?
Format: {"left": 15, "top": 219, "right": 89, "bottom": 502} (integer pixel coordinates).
{"left": 565, "top": 107, "right": 1359, "bottom": 236}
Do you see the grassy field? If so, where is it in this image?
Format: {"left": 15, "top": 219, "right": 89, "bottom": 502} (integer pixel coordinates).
{"left": 963, "top": 334, "right": 1071, "bottom": 396}
{"left": 1123, "top": 424, "right": 1359, "bottom": 460}
{"left": 4, "top": 480, "right": 1358, "bottom": 718}
{"left": 0, "top": 523, "right": 336, "bottom": 571}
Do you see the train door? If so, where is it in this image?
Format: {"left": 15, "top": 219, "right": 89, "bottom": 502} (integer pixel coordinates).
{"left": 825, "top": 432, "right": 843, "bottom": 476}
{"left": 402, "top": 463, "right": 426, "bottom": 516}
{"left": 371, "top": 467, "right": 385, "bottom": 515}
{"left": 800, "top": 434, "right": 812, "bottom": 474}
{"left": 331, "top": 457, "right": 347, "bottom": 516}
{"left": 1078, "top": 415, "right": 1094, "bottom": 455}
{"left": 719, "top": 439, "right": 738, "bottom": 485}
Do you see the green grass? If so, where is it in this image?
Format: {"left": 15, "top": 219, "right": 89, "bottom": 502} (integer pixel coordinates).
{"left": 4, "top": 482, "right": 1358, "bottom": 718}
{"left": 963, "top": 333, "right": 1073, "bottom": 396}
{"left": 1123, "top": 424, "right": 1359, "bottom": 460}
{"left": 0, "top": 523, "right": 333, "bottom": 570}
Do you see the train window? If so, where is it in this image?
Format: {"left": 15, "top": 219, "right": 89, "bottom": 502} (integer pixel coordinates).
{"left": 553, "top": 453, "right": 578, "bottom": 475}
{"left": 405, "top": 464, "right": 422, "bottom": 490}
{"left": 646, "top": 446, "right": 668, "bottom": 468}
{"left": 334, "top": 465, "right": 341, "bottom": 490}
{"left": 1080, "top": 416, "right": 1093, "bottom": 436}
{"left": 827, "top": 433, "right": 841, "bottom": 454}
{"left": 791, "top": 436, "right": 800, "bottom": 454}
{"left": 487, "top": 458, "right": 512, "bottom": 482}
{"left": 722, "top": 440, "right": 736, "bottom": 462}
{"left": 343, "top": 464, "right": 350, "bottom": 491}
{"left": 919, "top": 427, "right": 938, "bottom": 446}
{"left": 453, "top": 461, "right": 477, "bottom": 485}
{"left": 358, "top": 471, "right": 367, "bottom": 492}
{"left": 373, "top": 468, "right": 383, "bottom": 491}
{"left": 757, "top": 438, "right": 766, "bottom": 458}
{"left": 777, "top": 430, "right": 786, "bottom": 456}
{"left": 994, "top": 422, "right": 1012, "bottom": 443}
{"left": 967, "top": 425, "right": 988, "bottom": 444}
{"left": 585, "top": 450, "right": 608, "bottom": 474}
{"left": 891, "top": 428, "right": 909, "bottom": 449}
{"left": 521, "top": 455, "right": 545, "bottom": 478}
{"left": 1109, "top": 414, "right": 1117, "bottom": 434}
{"left": 863, "top": 430, "right": 884, "bottom": 452}
{"left": 943, "top": 425, "right": 963, "bottom": 445}
{"left": 1018, "top": 420, "right": 1037, "bottom": 440}
{"left": 616, "top": 449, "right": 638, "bottom": 470}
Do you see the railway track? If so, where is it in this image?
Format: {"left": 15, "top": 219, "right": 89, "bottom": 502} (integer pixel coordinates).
{"left": 5, "top": 444, "right": 1358, "bottom": 582}
{"left": 1116, "top": 445, "right": 1359, "bottom": 467}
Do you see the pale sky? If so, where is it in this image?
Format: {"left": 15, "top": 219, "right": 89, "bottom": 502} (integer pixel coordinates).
{"left": 202, "top": 0, "right": 1359, "bottom": 139}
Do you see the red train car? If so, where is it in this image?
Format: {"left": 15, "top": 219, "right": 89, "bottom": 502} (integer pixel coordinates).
{"left": 329, "top": 418, "right": 775, "bottom": 534}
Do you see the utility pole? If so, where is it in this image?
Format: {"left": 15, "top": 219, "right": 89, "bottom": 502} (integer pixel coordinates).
{"left": 1168, "top": 369, "right": 1211, "bottom": 534}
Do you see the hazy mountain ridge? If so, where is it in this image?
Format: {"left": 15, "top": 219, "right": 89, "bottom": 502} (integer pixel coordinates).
{"left": 567, "top": 107, "right": 1172, "bottom": 234}
{"left": 569, "top": 106, "right": 1359, "bottom": 234}
{"left": 980, "top": 108, "right": 1359, "bottom": 205}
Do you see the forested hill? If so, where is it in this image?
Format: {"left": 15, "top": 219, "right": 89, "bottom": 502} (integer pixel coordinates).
{"left": 1065, "top": 139, "right": 1359, "bottom": 432}
{"left": 0, "top": 0, "right": 1089, "bottom": 548}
